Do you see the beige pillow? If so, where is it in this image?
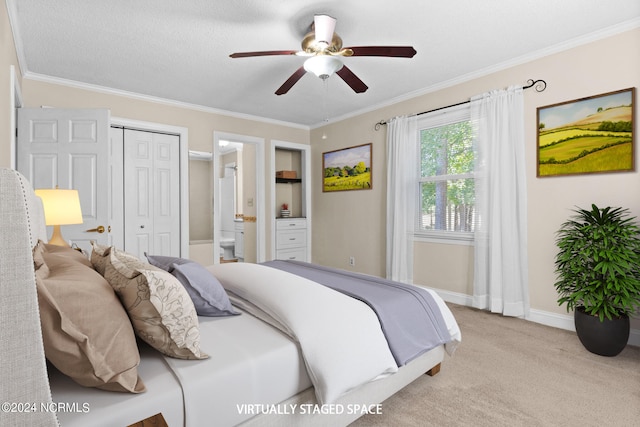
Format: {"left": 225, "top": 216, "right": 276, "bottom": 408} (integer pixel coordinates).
{"left": 92, "top": 243, "right": 208, "bottom": 360}
{"left": 34, "top": 241, "right": 145, "bottom": 393}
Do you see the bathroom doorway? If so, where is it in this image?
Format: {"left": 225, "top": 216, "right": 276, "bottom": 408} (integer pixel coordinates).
{"left": 219, "top": 155, "right": 241, "bottom": 261}
{"left": 213, "top": 131, "right": 265, "bottom": 264}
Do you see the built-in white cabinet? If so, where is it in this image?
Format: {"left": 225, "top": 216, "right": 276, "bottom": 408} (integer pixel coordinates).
{"left": 273, "top": 142, "right": 311, "bottom": 262}
{"left": 275, "top": 218, "right": 307, "bottom": 261}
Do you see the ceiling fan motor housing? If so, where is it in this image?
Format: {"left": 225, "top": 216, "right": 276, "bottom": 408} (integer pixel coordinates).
{"left": 301, "top": 31, "right": 344, "bottom": 55}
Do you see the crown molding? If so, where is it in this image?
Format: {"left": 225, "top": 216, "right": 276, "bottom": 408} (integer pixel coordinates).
{"left": 5, "top": 0, "right": 27, "bottom": 77}
{"left": 311, "top": 18, "right": 640, "bottom": 129}
{"left": 21, "top": 71, "right": 310, "bottom": 131}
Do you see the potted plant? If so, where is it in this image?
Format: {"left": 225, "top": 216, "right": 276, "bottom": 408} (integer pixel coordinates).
{"left": 554, "top": 204, "right": 640, "bottom": 356}
{"left": 280, "top": 203, "right": 290, "bottom": 218}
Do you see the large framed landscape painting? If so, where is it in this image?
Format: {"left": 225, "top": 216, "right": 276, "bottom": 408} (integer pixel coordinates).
{"left": 323, "top": 143, "right": 372, "bottom": 192}
{"left": 537, "top": 87, "right": 635, "bottom": 177}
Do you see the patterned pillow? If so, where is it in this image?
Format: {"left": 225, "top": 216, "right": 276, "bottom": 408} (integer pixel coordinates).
{"left": 34, "top": 241, "right": 145, "bottom": 393}
{"left": 90, "top": 242, "right": 111, "bottom": 276}
{"left": 92, "top": 244, "right": 208, "bottom": 360}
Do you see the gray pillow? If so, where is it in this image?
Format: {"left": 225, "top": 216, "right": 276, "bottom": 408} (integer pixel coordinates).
{"left": 171, "top": 262, "right": 240, "bottom": 317}
{"left": 144, "top": 253, "right": 191, "bottom": 272}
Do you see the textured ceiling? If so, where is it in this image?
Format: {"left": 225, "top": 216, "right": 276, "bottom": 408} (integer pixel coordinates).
{"left": 7, "top": 0, "right": 640, "bottom": 127}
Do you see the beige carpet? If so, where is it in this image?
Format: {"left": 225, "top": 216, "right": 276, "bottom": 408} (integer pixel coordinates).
{"left": 352, "top": 304, "right": 640, "bottom": 427}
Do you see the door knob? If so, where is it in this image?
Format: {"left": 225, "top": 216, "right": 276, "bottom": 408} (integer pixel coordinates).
{"left": 85, "top": 225, "right": 108, "bottom": 233}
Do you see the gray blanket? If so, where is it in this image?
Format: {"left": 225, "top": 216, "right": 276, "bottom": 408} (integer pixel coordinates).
{"left": 262, "top": 260, "right": 452, "bottom": 366}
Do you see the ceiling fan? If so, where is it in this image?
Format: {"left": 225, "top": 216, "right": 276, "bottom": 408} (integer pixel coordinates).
{"left": 229, "top": 14, "right": 417, "bottom": 95}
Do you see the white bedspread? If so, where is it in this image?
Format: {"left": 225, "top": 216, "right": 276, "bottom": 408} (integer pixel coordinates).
{"left": 163, "top": 309, "right": 312, "bottom": 427}
{"left": 207, "top": 263, "right": 398, "bottom": 405}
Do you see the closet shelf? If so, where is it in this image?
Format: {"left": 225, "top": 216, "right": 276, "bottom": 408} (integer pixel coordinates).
{"left": 275, "top": 177, "right": 302, "bottom": 184}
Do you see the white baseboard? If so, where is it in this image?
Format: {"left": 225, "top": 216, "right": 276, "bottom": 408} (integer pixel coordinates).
{"left": 431, "top": 288, "right": 474, "bottom": 307}
{"left": 527, "top": 308, "right": 575, "bottom": 331}
{"left": 430, "top": 288, "right": 640, "bottom": 347}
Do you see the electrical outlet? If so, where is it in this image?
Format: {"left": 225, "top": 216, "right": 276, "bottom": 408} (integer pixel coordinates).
{"left": 349, "top": 256, "right": 355, "bottom": 266}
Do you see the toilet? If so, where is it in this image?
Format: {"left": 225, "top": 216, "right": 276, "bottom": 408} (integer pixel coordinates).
{"left": 219, "top": 233, "right": 235, "bottom": 260}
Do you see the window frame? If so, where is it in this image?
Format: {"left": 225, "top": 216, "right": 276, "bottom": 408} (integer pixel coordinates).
{"left": 414, "top": 103, "right": 475, "bottom": 245}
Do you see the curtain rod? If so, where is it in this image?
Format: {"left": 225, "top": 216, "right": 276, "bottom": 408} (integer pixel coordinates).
{"left": 374, "top": 78, "right": 547, "bottom": 130}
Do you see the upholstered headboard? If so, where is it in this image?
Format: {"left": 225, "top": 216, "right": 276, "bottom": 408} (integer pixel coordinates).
{"left": 0, "top": 168, "right": 58, "bottom": 426}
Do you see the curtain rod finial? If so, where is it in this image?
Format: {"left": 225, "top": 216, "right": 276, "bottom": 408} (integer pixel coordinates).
{"left": 375, "top": 120, "right": 387, "bottom": 131}
{"left": 524, "top": 79, "right": 547, "bottom": 92}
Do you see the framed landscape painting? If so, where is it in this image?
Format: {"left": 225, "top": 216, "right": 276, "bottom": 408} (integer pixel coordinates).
{"left": 537, "top": 87, "right": 635, "bottom": 177}
{"left": 322, "top": 143, "right": 372, "bottom": 192}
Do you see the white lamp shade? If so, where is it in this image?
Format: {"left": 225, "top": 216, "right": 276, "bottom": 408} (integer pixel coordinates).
{"left": 304, "top": 55, "right": 343, "bottom": 78}
{"left": 35, "top": 188, "right": 83, "bottom": 226}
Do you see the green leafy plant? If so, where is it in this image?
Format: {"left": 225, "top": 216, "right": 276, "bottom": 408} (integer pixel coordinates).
{"left": 554, "top": 204, "right": 640, "bottom": 321}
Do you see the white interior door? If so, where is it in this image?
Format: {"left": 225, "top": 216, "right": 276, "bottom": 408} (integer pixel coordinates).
{"left": 124, "top": 129, "right": 180, "bottom": 259}
{"left": 17, "top": 108, "right": 111, "bottom": 253}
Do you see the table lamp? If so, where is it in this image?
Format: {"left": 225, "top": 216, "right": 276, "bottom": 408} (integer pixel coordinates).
{"left": 34, "top": 188, "right": 83, "bottom": 246}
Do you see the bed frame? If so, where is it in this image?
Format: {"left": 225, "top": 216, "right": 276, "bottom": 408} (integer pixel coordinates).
{"left": 0, "top": 168, "right": 444, "bottom": 427}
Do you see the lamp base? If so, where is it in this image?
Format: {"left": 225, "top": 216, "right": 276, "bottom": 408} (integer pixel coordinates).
{"left": 48, "top": 225, "right": 70, "bottom": 247}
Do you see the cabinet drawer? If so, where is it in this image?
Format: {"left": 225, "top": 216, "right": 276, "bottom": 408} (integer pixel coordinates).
{"left": 276, "top": 247, "right": 307, "bottom": 262}
{"left": 276, "top": 229, "right": 306, "bottom": 249}
{"left": 276, "top": 218, "right": 307, "bottom": 230}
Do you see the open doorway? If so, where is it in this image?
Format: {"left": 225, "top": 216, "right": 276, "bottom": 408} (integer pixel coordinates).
{"left": 212, "top": 132, "right": 266, "bottom": 264}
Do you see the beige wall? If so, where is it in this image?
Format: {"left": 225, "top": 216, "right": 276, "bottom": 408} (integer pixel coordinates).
{"left": 188, "top": 158, "right": 213, "bottom": 241}
{"left": 241, "top": 144, "right": 257, "bottom": 263}
{"left": 20, "top": 79, "right": 309, "bottom": 152}
{"left": 16, "top": 80, "right": 308, "bottom": 263}
{"left": 311, "top": 28, "right": 640, "bottom": 330}
{"left": 1, "top": 0, "right": 638, "bottom": 332}
{"left": 0, "top": 1, "right": 20, "bottom": 168}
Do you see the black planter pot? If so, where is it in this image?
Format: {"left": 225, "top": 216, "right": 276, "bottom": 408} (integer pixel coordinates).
{"left": 574, "top": 306, "right": 630, "bottom": 357}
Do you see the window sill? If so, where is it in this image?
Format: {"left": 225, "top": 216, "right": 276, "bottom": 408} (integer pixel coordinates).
{"left": 414, "top": 232, "right": 474, "bottom": 246}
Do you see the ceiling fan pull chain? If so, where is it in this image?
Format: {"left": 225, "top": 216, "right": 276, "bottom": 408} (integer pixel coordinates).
{"left": 323, "top": 77, "right": 329, "bottom": 124}
{"left": 321, "top": 78, "right": 330, "bottom": 139}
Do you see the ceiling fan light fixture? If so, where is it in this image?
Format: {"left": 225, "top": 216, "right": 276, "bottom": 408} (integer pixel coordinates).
{"left": 304, "top": 55, "right": 343, "bottom": 79}
{"left": 314, "top": 14, "right": 336, "bottom": 46}
{"left": 230, "top": 15, "right": 414, "bottom": 95}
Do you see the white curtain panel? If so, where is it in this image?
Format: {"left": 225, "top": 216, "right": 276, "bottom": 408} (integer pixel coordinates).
{"left": 471, "top": 87, "right": 530, "bottom": 317}
{"left": 386, "top": 115, "right": 418, "bottom": 283}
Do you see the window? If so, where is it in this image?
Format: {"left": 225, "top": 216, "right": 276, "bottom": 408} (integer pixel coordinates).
{"left": 417, "top": 105, "right": 476, "bottom": 241}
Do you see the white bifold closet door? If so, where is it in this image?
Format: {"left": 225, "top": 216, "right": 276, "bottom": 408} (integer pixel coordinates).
{"left": 123, "top": 128, "right": 180, "bottom": 259}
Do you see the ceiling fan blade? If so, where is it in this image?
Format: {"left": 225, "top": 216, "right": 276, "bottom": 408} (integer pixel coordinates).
{"left": 229, "top": 50, "right": 298, "bottom": 58}
{"left": 336, "top": 66, "right": 368, "bottom": 93}
{"left": 275, "top": 67, "right": 307, "bottom": 95}
{"left": 314, "top": 15, "right": 336, "bottom": 46}
{"left": 343, "top": 46, "right": 417, "bottom": 58}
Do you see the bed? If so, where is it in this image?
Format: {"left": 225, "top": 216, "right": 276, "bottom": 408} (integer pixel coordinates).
{"left": 0, "top": 167, "right": 461, "bottom": 427}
